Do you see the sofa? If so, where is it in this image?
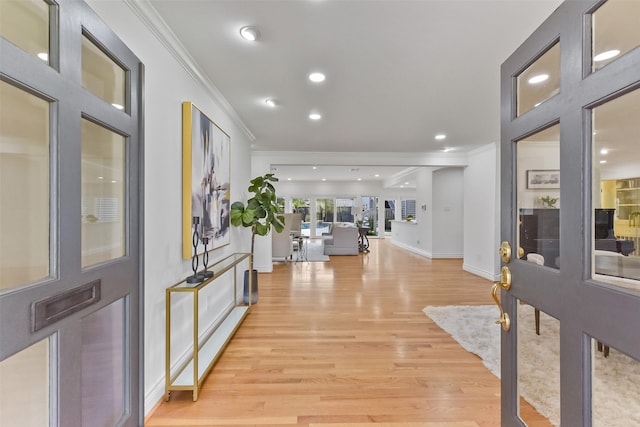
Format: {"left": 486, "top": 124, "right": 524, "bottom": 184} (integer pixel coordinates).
{"left": 323, "top": 224, "right": 359, "bottom": 255}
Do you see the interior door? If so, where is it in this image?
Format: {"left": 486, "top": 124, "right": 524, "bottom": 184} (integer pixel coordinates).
{"left": 0, "top": 0, "right": 144, "bottom": 426}
{"left": 498, "top": 1, "right": 640, "bottom": 425}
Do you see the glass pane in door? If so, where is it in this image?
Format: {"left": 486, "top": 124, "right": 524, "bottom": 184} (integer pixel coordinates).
{"left": 315, "top": 198, "right": 333, "bottom": 236}
{"left": 81, "top": 298, "right": 126, "bottom": 427}
{"left": 385, "top": 200, "right": 395, "bottom": 232}
{"left": 0, "top": 80, "right": 50, "bottom": 290}
{"left": 335, "top": 197, "right": 355, "bottom": 222}
{"left": 81, "top": 119, "right": 125, "bottom": 267}
{"left": 590, "top": 337, "right": 640, "bottom": 426}
{"left": 0, "top": 0, "right": 50, "bottom": 64}
{"left": 291, "top": 198, "right": 310, "bottom": 235}
{"left": 361, "top": 196, "right": 378, "bottom": 236}
{"left": 518, "top": 302, "right": 560, "bottom": 426}
{"left": 516, "top": 42, "right": 560, "bottom": 116}
{"left": 81, "top": 34, "right": 126, "bottom": 111}
{"left": 591, "top": 0, "right": 640, "bottom": 72}
{"left": 591, "top": 88, "right": 640, "bottom": 290}
{"left": 0, "top": 338, "right": 50, "bottom": 427}
{"left": 517, "top": 125, "right": 561, "bottom": 269}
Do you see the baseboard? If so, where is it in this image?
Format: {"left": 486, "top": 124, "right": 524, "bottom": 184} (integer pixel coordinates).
{"left": 431, "top": 253, "right": 463, "bottom": 259}
{"left": 390, "top": 240, "right": 432, "bottom": 258}
{"left": 144, "top": 380, "right": 165, "bottom": 419}
{"left": 463, "top": 263, "right": 499, "bottom": 281}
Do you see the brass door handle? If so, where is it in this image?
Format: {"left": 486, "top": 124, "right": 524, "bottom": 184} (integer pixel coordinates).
{"left": 491, "top": 266, "right": 512, "bottom": 331}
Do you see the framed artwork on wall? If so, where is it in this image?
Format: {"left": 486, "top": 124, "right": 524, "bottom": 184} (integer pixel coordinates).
{"left": 182, "top": 102, "right": 231, "bottom": 258}
{"left": 526, "top": 169, "right": 560, "bottom": 189}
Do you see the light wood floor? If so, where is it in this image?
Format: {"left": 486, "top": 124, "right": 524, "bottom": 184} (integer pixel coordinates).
{"left": 147, "top": 239, "right": 551, "bottom": 427}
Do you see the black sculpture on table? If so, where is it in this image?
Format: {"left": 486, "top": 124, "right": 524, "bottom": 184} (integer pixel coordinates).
{"left": 186, "top": 217, "right": 205, "bottom": 284}
{"left": 201, "top": 237, "right": 214, "bottom": 279}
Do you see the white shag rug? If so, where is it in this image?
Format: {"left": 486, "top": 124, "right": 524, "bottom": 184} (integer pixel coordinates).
{"left": 423, "top": 304, "right": 640, "bottom": 427}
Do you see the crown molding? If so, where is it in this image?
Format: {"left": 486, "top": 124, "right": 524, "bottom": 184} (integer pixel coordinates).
{"left": 122, "top": 0, "right": 255, "bottom": 141}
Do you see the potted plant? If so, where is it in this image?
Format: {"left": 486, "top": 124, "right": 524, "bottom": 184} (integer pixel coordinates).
{"left": 230, "top": 173, "right": 284, "bottom": 303}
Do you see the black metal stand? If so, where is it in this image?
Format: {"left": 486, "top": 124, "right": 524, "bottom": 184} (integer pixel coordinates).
{"left": 187, "top": 216, "right": 204, "bottom": 284}
{"left": 201, "top": 237, "right": 214, "bottom": 279}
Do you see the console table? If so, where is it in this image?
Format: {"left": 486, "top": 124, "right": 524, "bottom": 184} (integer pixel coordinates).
{"left": 165, "top": 253, "right": 252, "bottom": 401}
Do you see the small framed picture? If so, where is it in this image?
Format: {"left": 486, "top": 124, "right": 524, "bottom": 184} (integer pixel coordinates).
{"left": 527, "top": 170, "right": 560, "bottom": 189}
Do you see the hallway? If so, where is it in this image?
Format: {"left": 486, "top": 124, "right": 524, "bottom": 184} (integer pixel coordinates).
{"left": 148, "top": 239, "right": 550, "bottom": 426}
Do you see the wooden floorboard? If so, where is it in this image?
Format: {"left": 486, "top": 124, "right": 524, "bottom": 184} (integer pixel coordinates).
{"left": 147, "top": 239, "right": 551, "bottom": 426}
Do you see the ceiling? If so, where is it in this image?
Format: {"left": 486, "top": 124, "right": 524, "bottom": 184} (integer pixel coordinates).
{"left": 147, "top": 0, "right": 564, "bottom": 183}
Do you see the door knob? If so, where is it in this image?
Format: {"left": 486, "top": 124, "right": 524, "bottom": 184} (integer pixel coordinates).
{"left": 491, "top": 266, "right": 512, "bottom": 331}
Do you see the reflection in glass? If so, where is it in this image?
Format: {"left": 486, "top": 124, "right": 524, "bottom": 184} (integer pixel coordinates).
{"left": 517, "top": 125, "right": 561, "bottom": 269}
{"left": 0, "top": 338, "right": 50, "bottom": 427}
{"left": 0, "top": 81, "right": 50, "bottom": 290}
{"left": 81, "top": 299, "right": 126, "bottom": 427}
{"left": 592, "top": 0, "right": 640, "bottom": 71}
{"left": 81, "top": 35, "right": 126, "bottom": 110}
{"left": 0, "top": 0, "right": 50, "bottom": 64}
{"left": 81, "top": 119, "right": 125, "bottom": 267}
{"left": 516, "top": 42, "right": 560, "bottom": 116}
{"left": 591, "top": 338, "right": 640, "bottom": 426}
{"left": 517, "top": 302, "right": 560, "bottom": 426}
{"left": 592, "top": 88, "right": 640, "bottom": 288}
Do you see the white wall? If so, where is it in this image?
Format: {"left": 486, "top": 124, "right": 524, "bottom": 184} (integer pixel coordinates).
{"left": 414, "top": 168, "right": 433, "bottom": 255}
{"left": 463, "top": 144, "right": 499, "bottom": 280}
{"left": 87, "top": 0, "right": 254, "bottom": 414}
{"left": 433, "top": 168, "right": 464, "bottom": 258}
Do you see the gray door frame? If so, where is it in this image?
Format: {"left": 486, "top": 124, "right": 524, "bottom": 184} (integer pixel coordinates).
{"left": 500, "top": 1, "right": 640, "bottom": 425}
{"left": 0, "top": 0, "right": 144, "bottom": 425}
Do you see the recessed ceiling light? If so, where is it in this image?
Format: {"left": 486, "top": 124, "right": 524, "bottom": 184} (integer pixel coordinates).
{"left": 374, "top": 174, "right": 380, "bottom": 177}
{"left": 435, "top": 134, "right": 446, "bottom": 140}
{"left": 400, "top": 185, "right": 404, "bottom": 188}
{"left": 98, "top": 176, "right": 104, "bottom": 180}
{"left": 322, "top": 178, "right": 326, "bottom": 181}
{"left": 594, "top": 49, "right": 620, "bottom": 62}
{"left": 309, "top": 112, "right": 322, "bottom": 120}
{"left": 600, "top": 160, "right": 607, "bottom": 164}
{"left": 111, "top": 180, "right": 117, "bottom": 183}
{"left": 404, "top": 182, "right": 409, "bottom": 185}
{"left": 287, "top": 178, "right": 291, "bottom": 181}
{"left": 528, "top": 74, "right": 549, "bottom": 84}
{"left": 442, "top": 147, "right": 454, "bottom": 152}
{"left": 239, "top": 26, "right": 260, "bottom": 41}
{"left": 357, "top": 178, "right": 362, "bottom": 181}
{"left": 264, "top": 98, "right": 276, "bottom": 107}
{"left": 312, "top": 166, "right": 317, "bottom": 170}
{"left": 37, "top": 52, "right": 48, "bottom": 61}
{"left": 112, "top": 103, "right": 124, "bottom": 110}
{"left": 309, "top": 72, "right": 325, "bottom": 83}
{"left": 600, "top": 148, "right": 608, "bottom": 155}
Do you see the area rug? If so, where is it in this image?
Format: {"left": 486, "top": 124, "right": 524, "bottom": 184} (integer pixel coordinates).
{"left": 299, "top": 239, "right": 329, "bottom": 262}
{"left": 423, "top": 304, "right": 640, "bottom": 426}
